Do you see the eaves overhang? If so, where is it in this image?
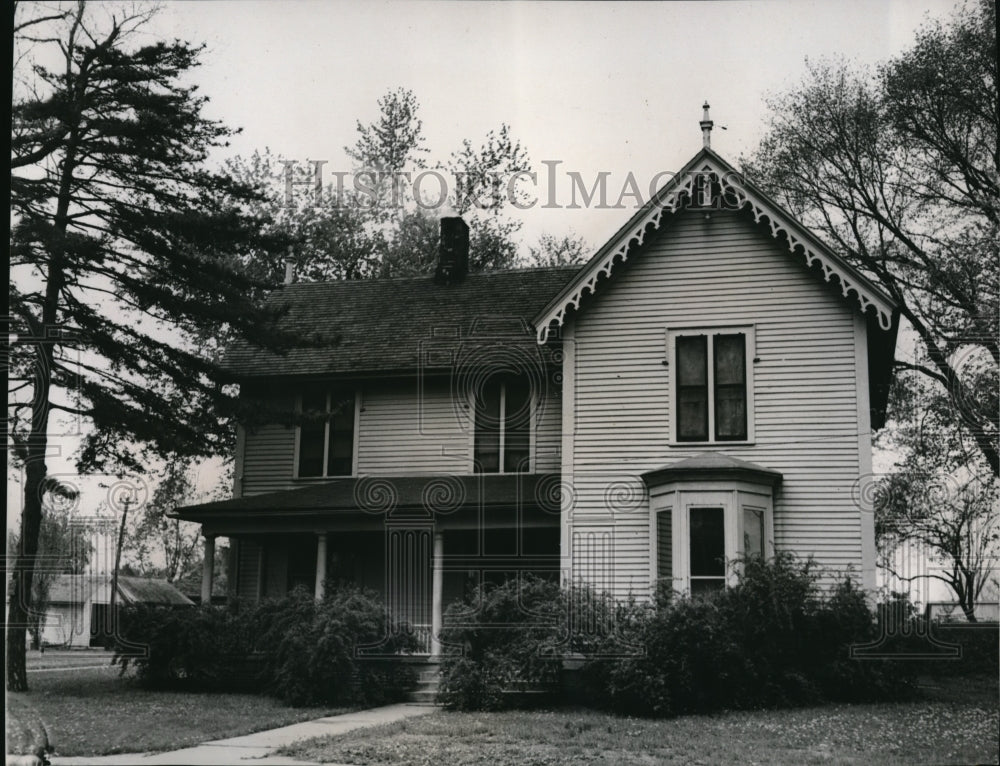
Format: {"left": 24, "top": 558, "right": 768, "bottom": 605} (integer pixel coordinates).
{"left": 171, "top": 473, "right": 562, "bottom": 522}
{"left": 642, "top": 452, "right": 783, "bottom": 490}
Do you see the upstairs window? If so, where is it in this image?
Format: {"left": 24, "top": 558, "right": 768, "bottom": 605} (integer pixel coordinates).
{"left": 297, "top": 388, "right": 356, "bottom": 477}
{"left": 474, "top": 375, "right": 530, "bottom": 473}
{"left": 671, "top": 328, "right": 752, "bottom": 443}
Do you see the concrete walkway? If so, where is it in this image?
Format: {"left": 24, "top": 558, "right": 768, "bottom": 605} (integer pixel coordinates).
{"left": 49, "top": 703, "right": 436, "bottom": 766}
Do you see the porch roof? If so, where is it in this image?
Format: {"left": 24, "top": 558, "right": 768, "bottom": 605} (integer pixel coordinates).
{"left": 172, "top": 473, "right": 561, "bottom": 521}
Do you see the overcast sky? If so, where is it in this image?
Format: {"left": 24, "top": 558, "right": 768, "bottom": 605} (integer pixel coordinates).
{"left": 143, "top": 0, "right": 959, "bottom": 249}
{"left": 9, "top": 0, "right": 960, "bottom": 536}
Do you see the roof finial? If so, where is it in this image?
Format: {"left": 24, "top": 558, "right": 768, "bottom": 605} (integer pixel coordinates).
{"left": 700, "top": 101, "right": 714, "bottom": 149}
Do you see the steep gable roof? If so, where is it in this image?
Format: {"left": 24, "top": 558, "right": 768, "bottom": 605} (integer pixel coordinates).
{"left": 533, "top": 147, "right": 898, "bottom": 343}
{"left": 224, "top": 266, "right": 577, "bottom": 379}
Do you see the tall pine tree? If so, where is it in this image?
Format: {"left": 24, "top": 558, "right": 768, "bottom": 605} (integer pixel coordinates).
{"left": 8, "top": 2, "right": 304, "bottom": 689}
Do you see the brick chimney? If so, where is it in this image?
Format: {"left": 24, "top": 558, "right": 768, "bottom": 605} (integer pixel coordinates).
{"left": 435, "top": 217, "right": 470, "bottom": 285}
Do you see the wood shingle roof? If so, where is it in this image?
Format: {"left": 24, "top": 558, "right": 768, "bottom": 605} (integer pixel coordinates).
{"left": 224, "top": 266, "right": 579, "bottom": 379}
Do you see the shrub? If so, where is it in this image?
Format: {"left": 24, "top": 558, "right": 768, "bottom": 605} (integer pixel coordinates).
{"left": 258, "top": 585, "right": 418, "bottom": 706}
{"left": 438, "top": 575, "right": 565, "bottom": 710}
{"left": 868, "top": 591, "right": 999, "bottom": 677}
{"left": 583, "top": 553, "right": 915, "bottom": 717}
{"left": 809, "top": 579, "right": 916, "bottom": 701}
{"left": 930, "top": 623, "right": 1000, "bottom": 675}
{"left": 114, "top": 585, "right": 417, "bottom": 705}
{"left": 113, "top": 601, "right": 260, "bottom": 691}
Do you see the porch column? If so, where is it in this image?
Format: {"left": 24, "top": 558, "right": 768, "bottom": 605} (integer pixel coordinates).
{"left": 314, "top": 532, "right": 328, "bottom": 600}
{"left": 430, "top": 530, "right": 444, "bottom": 657}
{"left": 201, "top": 534, "right": 216, "bottom": 604}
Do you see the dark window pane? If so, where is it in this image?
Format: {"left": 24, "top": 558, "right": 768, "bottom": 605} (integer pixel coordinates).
{"left": 484, "top": 526, "right": 518, "bottom": 556}
{"left": 690, "top": 507, "right": 725, "bottom": 577}
{"left": 743, "top": 508, "right": 764, "bottom": 558}
{"left": 504, "top": 434, "right": 530, "bottom": 473}
{"left": 678, "top": 388, "right": 709, "bottom": 441}
{"left": 301, "top": 389, "right": 327, "bottom": 414}
{"left": 299, "top": 427, "right": 325, "bottom": 477}
{"left": 713, "top": 334, "right": 745, "bottom": 385}
{"left": 327, "top": 432, "right": 353, "bottom": 476}
{"left": 474, "top": 378, "right": 502, "bottom": 473}
{"left": 327, "top": 390, "right": 355, "bottom": 476}
{"left": 329, "top": 391, "right": 354, "bottom": 418}
{"left": 504, "top": 377, "right": 531, "bottom": 473}
{"left": 677, "top": 336, "right": 708, "bottom": 385}
{"left": 715, "top": 387, "right": 746, "bottom": 440}
{"left": 677, "top": 335, "right": 708, "bottom": 441}
{"left": 299, "top": 430, "right": 325, "bottom": 478}
{"left": 657, "top": 510, "right": 672, "bottom": 584}
{"left": 714, "top": 334, "right": 746, "bottom": 440}
{"left": 299, "top": 388, "right": 328, "bottom": 477}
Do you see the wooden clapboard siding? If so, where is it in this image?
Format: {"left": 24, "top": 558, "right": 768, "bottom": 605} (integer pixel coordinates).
{"left": 357, "top": 378, "right": 470, "bottom": 474}
{"left": 568, "top": 207, "right": 866, "bottom": 597}
{"left": 534, "top": 382, "right": 562, "bottom": 472}
{"left": 236, "top": 539, "right": 262, "bottom": 601}
{"left": 238, "top": 376, "right": 562, "bottom": 494}
{"left": 241, "top": 421, "right": 296, "bottom": 495}
{"left": 263, "top": 543, "right": 288, "bottom": 598}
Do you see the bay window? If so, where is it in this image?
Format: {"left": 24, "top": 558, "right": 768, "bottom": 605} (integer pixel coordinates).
{"left": 643, "top": 455, "right": 780, "bottom": 597}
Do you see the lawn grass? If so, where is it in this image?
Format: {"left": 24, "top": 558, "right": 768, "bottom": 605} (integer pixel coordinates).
{"left": 9, "top": 666, "right": 348, "bottom": 756}
{"left": 283, "top": 674, "right": 999, "bottom": 766}
{"left": 25, "top": 648, "right": 115, "bottom": 670}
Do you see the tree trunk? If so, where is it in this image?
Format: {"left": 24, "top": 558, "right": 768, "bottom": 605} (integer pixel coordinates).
{"left": 110, "top": 497, "right": 130, "bottom": 637}
{"left": 6, "top": 86, "right": 79, "bottom": 690}
{"left": 6, "top": 445, "right": 50, "bottom": 690}
{"left": 959, "top": 571, "right": 979, "bottom": 623}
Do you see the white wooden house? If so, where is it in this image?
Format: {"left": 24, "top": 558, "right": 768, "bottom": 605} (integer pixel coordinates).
{"left": 176, "top": 110, "right": 898, "bottom": 653}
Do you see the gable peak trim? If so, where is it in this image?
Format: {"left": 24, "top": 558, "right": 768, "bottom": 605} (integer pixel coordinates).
{"left": 534, "top": 154, "right": 895, "bottom": 343}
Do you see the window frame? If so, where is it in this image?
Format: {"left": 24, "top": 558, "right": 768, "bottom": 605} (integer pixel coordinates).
{"left": 666, "top": 325, "right": 756, "bottom": 445}
{"left": 650, "top": 485, "right": 774, "bottom": 596}
{"left": 470, "top": 376, "right": 535, "bottom": 474}
{"left": 687, "top": 505, "right": 727, "bottom": 595}
{"left": 293, "top": 387, "right": 360, "bottom": 479}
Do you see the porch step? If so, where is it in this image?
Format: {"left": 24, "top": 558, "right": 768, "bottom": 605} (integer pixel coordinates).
{"left": 406, "top": 658, "right": 442, "bottom": 705}
{"left": 409, "top": 689, "right": 439, "bottom": 705}
{"left": 417, "top": 667, "right": 441, "bottom": 684}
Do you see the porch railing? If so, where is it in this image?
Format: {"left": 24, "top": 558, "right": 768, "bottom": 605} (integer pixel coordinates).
{"left": 405, "top": 623, "right": 434, "bottom": 655}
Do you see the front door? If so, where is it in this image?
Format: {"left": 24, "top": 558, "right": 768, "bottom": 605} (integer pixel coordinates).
{"left": 385, "top": 524, "right": 433, "bottom": 652}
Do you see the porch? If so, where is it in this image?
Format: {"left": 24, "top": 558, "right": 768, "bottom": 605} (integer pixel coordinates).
{"left": 175, "top": 474, "right": 562, "bottom": 656}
